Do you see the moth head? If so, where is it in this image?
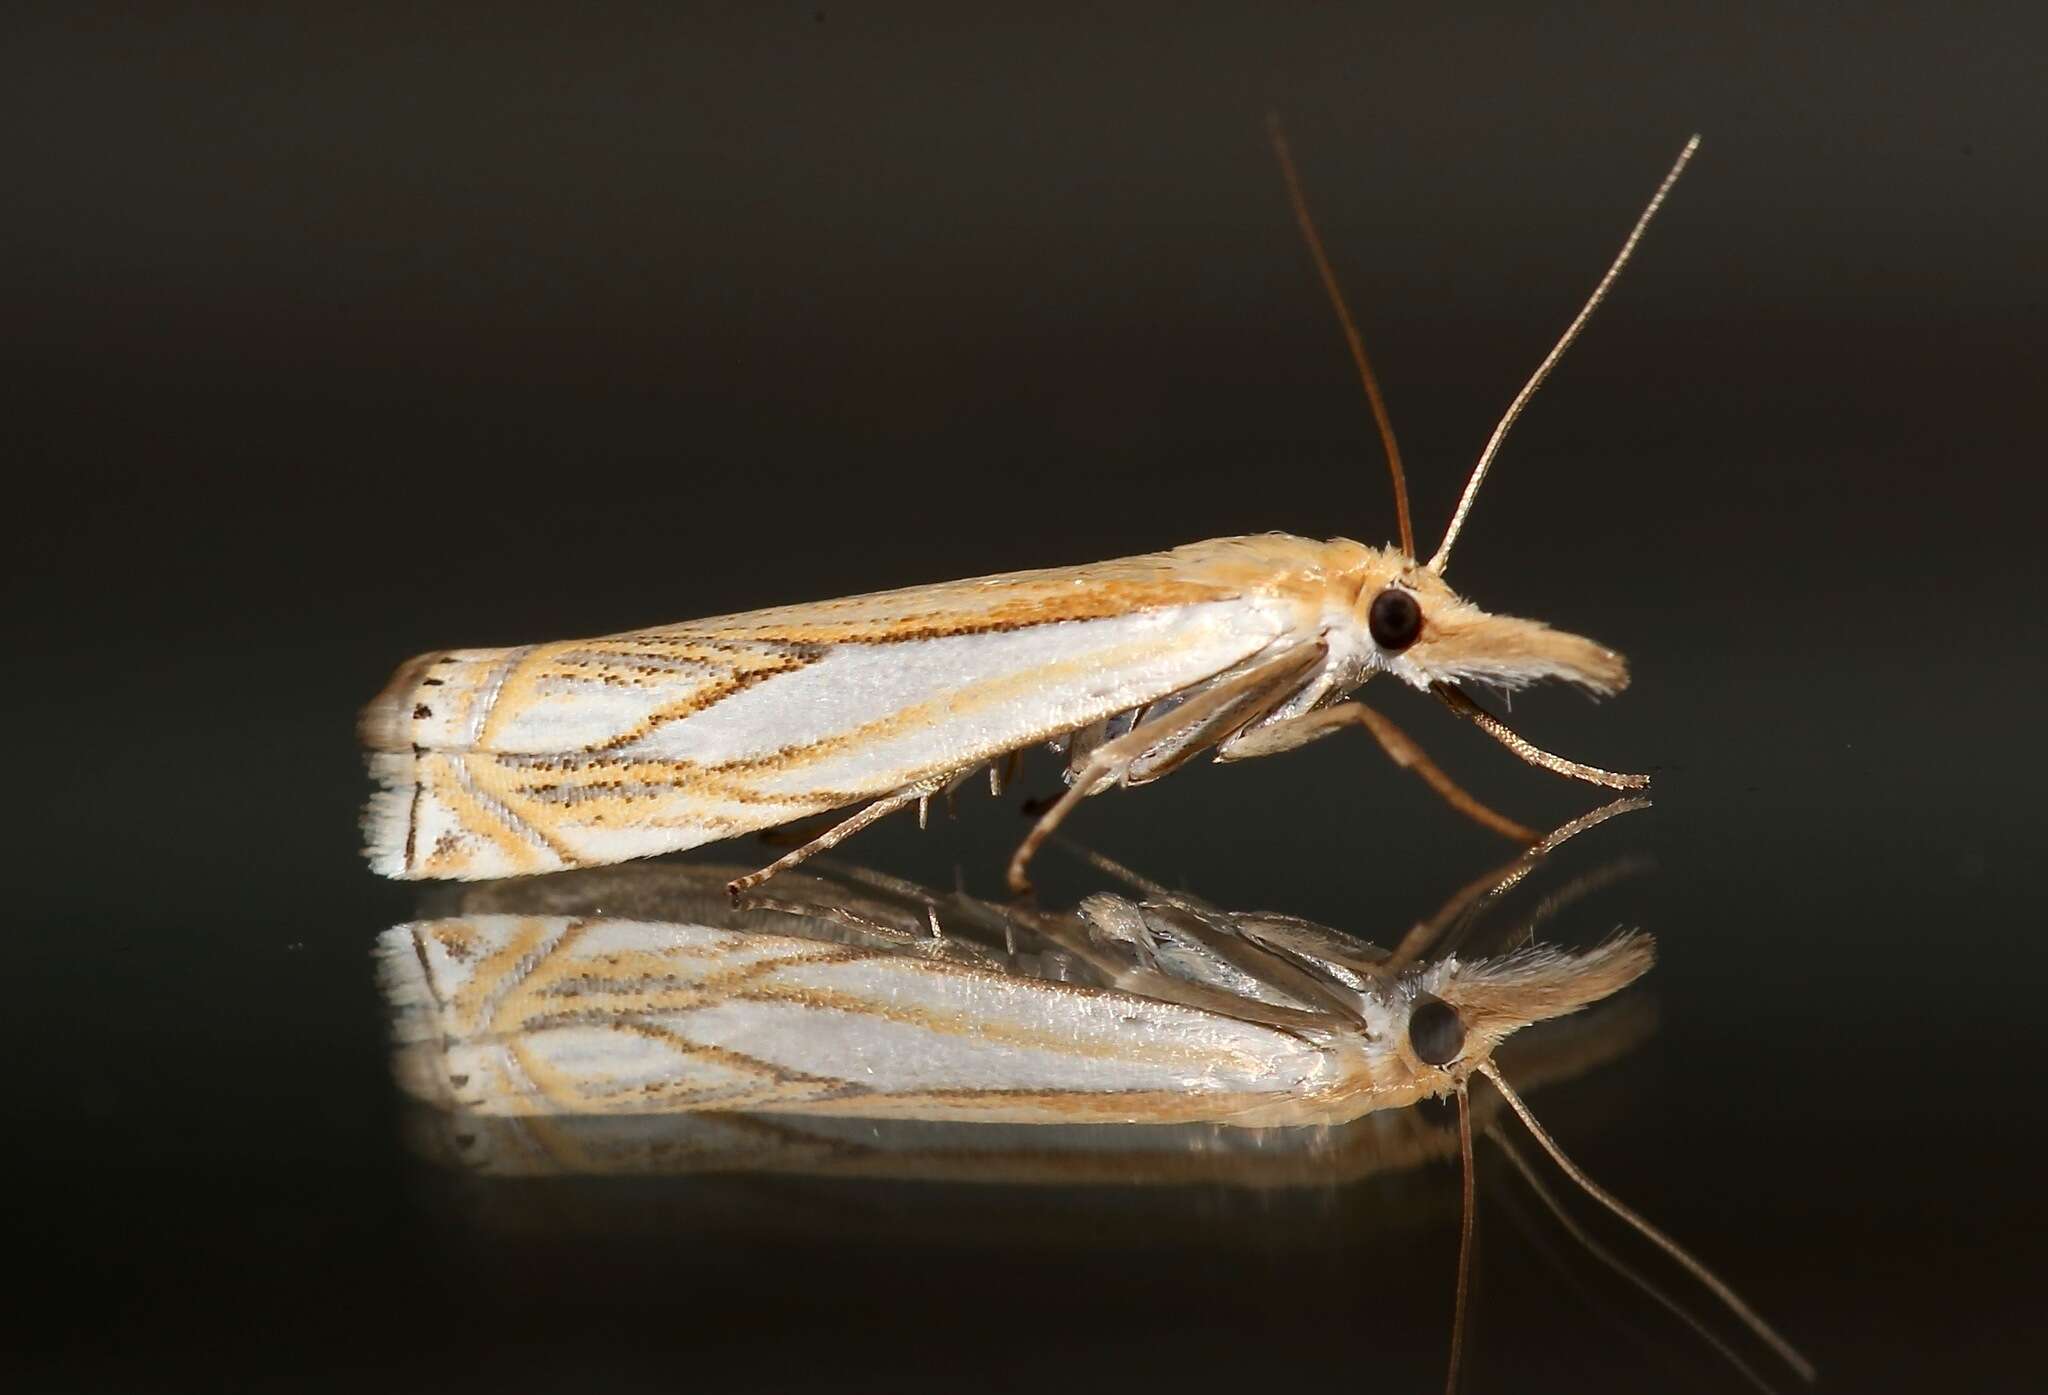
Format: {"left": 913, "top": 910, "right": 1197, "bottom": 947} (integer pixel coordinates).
{"left": 1393, "top": 933, "right": 1654, "bottom": 1089}
{"left": 1352, "top": 554, "right": 1630, "bottom": 697}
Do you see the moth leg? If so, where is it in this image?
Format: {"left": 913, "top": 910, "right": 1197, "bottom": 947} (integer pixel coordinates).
{"left": 727, "top": 774, "right": 955, "bottom": 898}
{"left": 989, "top": 749, "right": 1022, "bottom": 798}
{"left": 735, "top": 891, "right": 928, "bottom": 946}
{"left": 1007, "top": 646, "right": 1334, "bottom": 895}
{"left": 1432, "top": 683, "right": 1649, "bottom": 791}
{"left": 1009, "top": 708, "right": 1229, "bottom": 896}
{"left": 1220, "top": 701, "right": 1538, "bottom": 842}
{"left": 1382, "top": 797, "right": 1648, "bottom": 971}
{"left": 1005, "top": 755, "right": 1122, "bottom": 897}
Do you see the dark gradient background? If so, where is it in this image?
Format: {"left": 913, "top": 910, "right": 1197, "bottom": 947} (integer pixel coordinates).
{"left": 10, "top": 6, "right": 2043, "bottom": 1392}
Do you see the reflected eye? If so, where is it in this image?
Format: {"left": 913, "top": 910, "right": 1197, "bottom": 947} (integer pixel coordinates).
{"left": 1408, "top": 995, "right": 1466, "bottom": 1066}
{"left": 1368, "top": 587, "right": 1423, "bottom": 652}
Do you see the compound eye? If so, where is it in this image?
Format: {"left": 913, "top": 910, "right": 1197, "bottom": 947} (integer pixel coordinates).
{"left": 1368, "top": 587, "right": 1423, "bottom": 652}
{"left": 1408, "top": 995, "right": 1466, "bottom": 1066}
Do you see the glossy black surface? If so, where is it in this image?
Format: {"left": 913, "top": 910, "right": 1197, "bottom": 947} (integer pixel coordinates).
{"left": 12, "top": 7, "right": 2042, "bottom": 1391}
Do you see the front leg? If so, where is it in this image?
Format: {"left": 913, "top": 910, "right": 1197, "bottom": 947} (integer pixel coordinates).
{"left": 1218, "top": 702, "right": 1538, "bottom": 842}
{"left": 1007, "top": 644, "right": 1327, "bottom": 895}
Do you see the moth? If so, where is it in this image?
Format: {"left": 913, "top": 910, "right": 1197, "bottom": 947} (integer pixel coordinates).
{"left": 362, "top": 131, "right": 1697, "bottom": 893}
{"left": 392, "top": 991, "right": 1658, "bottom": 1187}
{"left": 376, "top": 804, "right": 1808, "bottom": 1386}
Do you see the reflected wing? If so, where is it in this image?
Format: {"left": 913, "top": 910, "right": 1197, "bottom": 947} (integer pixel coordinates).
{"left": 362, "top": 536, "right": 1339, "bottom": 879}
{"left": 378, "top": 914, "right": 1360, "bottom": 1125}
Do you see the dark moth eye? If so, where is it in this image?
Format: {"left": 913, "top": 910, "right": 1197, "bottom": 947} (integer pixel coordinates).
{"left": 1368, "top": 587, "right": 1423, "bottom": 652}
{"left": 1408, "top": 995, "right": 1466, "bottom": 1066}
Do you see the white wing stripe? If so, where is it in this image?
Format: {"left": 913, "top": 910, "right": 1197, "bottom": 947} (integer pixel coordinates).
{"left": 614, "top": 604, "right": 1284, "bottom": 765}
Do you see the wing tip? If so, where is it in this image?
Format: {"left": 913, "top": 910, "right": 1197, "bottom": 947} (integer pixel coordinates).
{"left": 362, "top": 752, "right": 420, "bottom": 878}
{"left": 374, "top": 927, "right": 464, "bottom": 1109}
{"left": 373, "top": 926, "right": 438, "bottom": 1036}
{"left": 360, "top": 649, "right": 451, "bottom": 751}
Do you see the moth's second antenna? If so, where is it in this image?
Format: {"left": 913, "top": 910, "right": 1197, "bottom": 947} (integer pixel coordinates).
{"left": 1429, "top": 135, "right": 1701, "bottom": 574}
{"left": 1268, "top": 112, "right": 1416, "bottom": 560}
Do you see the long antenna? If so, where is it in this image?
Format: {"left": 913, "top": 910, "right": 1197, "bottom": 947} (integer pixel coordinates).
{"left": 1476, "top": 1061, "right": 1815, "bottom": 1382}
{"left": 1267, "top": 112, "right": 1416, "bottom": 559}
{"left": 1446, "top": 1086, "right": 1479, "bottom": 1395}
{"left": 1429, "top": 136, "right": 1700, "bottom": 574}
{"left": 1492, "top": 1130, "right": 1779, "bottom": 1394}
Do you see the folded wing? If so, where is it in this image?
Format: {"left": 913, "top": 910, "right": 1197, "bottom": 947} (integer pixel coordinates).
{"left": 380, "top": 914, "right": 1349, "bottom": 1124}
{"left": 363, "top": 538, "right": 1329, "bottom": 879}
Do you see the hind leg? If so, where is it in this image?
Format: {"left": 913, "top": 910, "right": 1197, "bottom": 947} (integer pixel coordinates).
{"left": 726, "top": 772, "right": 960, "bottom": 898}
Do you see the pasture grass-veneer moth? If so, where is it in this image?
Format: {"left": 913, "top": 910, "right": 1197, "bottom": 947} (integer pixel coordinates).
{"left": 363, "top": 130, "right": 1696, "bottom": 893}
{"left": 379, "top": 801, "right": 1809, "bottom": 1389}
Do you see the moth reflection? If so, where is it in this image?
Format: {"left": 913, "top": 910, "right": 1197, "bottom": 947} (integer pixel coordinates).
{"left": 395, "top": 997, "right": 1654, "bottom": 1189}
{"left": 380, "top": 816, "right": 1648, "bottom": 1132}
{"left": 377, "top": 803, "right": 1807, "bottom": 1389}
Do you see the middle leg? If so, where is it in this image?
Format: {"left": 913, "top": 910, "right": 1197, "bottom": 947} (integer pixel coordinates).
{"left": 1219, "top": 700, "right": 1538, "bottom": 842}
